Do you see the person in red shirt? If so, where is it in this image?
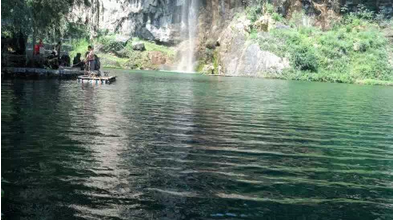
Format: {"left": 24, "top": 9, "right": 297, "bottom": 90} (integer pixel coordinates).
{"left": 34, "top": 39, "right": 44, "bottom": 55}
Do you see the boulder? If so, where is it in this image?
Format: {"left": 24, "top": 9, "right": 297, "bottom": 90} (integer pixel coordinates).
{"left": 132, "top": 42, "right": 146, "bottom": 51}
{"left": 275, "top": 22, "right": 291, "bottom": 30}
{"left": 113, "top": 49, "right": 129, "bottom": 58}
{"left": 216, "top": 15, "right": 290, "bottom": 77}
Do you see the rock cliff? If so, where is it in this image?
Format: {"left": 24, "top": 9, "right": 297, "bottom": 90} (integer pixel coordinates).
{"left": 69, "top": 0, "right": 248, "bottom": 44}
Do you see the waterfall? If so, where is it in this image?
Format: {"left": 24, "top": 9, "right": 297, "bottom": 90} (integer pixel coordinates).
{"left": 176, "top": 0, "right": 198, "bottom": 73}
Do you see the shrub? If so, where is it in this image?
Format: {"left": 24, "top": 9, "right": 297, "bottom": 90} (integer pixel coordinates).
{"left": 272, "top": 12, "right": 283, "bottom": 22}
{"left": 97, "top": 36, "right": 125, "bottom": 53}
{"left": 246, "top": 6, "right": 262, "bottom": 22}
{"left": 291, "top": 44, "right": 319, "bottom": 72}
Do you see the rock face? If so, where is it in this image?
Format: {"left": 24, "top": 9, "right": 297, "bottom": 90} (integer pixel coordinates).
{"left": 216, "top": 15, "right": 290, "bottom": 77}
{"left": 69, "top": 0, "right": 179, "bottom": 43}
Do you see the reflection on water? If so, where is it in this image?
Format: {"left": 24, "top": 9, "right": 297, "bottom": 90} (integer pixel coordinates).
{"left": 1, "top": 70, "right": 393, "bottom": 219}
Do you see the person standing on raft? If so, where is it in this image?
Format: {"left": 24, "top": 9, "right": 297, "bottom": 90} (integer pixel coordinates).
{"left": 55, "top": 41, "right": 62, "bottom": 59}
{"left": 86, "top": 45, "right": 96, "bottom": 75}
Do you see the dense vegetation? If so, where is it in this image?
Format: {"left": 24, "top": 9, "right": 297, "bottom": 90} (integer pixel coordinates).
{"left": 247, "top": 3, "right": 393, "bottom": 85}
{"left": 69, "top": 35, "right": 175, "bottom": 69}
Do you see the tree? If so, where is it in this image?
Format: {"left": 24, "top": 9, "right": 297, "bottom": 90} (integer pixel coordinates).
{"left": 2, "top": 0, "right": 87, "bottom": 57}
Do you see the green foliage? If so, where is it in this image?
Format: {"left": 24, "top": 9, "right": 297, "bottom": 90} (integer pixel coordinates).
{"left": 96, "top": 35, "right": 126, "bottom": 53}
{"left": 288, "top": 11, "right": 306, "bottom": 28}
{"left": 272, "top": 12, "right": 284, "bottom": 22}
{"left": 64, "top": 23, "right": 90, "bottom": 39}
{"left": 292, "top": 44, "right": 319, "bottom": 72}
{"left": 264, "top": 3, "right": 274, "bottom": 14}
{"left": 246, "top": 6, "right": 262, "bottom": 23}
{"left": 341, "top": 4, "right": 374, "bottom": 20}
{"left": 124, "top": 51, "right": 152, "bottom": 70}
{"left": 252, "top": 8, "right": 393, "bottom": 84}
{"left": 2, "top": 0, "right": 84, "bottom": 55}
{"left": 213, "top": 50, "right": 220, "bottom": 75}
{"left": 69, "top": 38, "right": 90, "bottom": 61}
{"left": 96, "top": 29, "right": 110, "bottom": 38}
{"left": 104, "top": 40, "right": 125, "bottom": 53}
{"left": 196, "top": 61, "right": 205, "bottom": 73}
{"left": 249, "top": 29, "right": 259, "bottom": 40}
{"left": 245, "top": 2, "right": 277, "bottom": 23}
{"left": 355, "top": 79, "right": 393, "bottom": 86}
{"left": 1, "top": 0, "right": 31, "bottom": 35}
{"left": 98, "top": 53, "right": 128, "bottom": 69}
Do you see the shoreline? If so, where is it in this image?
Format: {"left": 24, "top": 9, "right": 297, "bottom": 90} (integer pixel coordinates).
{"left": 2, "top": 66, "right": 393, "bottom": 87}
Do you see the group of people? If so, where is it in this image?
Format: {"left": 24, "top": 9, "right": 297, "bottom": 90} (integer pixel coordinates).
{"left": 33, "top": 40, "right": 99, "bottom": 73}
{"left": 34, "top": 40, "right": 70, "bottom": 69}
{"left": 72, "top": 45, "right": 101, "bottom": 75}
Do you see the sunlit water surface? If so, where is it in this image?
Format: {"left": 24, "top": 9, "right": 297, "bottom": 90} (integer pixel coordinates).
{"left": 2, "top": 70, "right": 393, "bottom": 219}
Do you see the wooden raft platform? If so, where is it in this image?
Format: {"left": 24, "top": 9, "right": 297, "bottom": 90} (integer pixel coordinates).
{"left": 2, "top": 67, "right": 87, "bottom": 79}
{"left": 77, "top": 75, "right": 116, "bottom": 84}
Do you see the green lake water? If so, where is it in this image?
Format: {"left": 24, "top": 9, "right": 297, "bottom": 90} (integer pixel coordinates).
{"left": 1, "top": 69, "right": 393, "bottom": 219}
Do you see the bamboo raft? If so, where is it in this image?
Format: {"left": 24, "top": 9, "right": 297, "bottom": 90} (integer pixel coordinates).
{"left": 77, "top": 75, "right": 116, "bottom": 84}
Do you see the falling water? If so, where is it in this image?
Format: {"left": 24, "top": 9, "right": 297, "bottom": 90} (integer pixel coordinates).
{"left": 176, "top": 0, "right": 198, "bottom": 73}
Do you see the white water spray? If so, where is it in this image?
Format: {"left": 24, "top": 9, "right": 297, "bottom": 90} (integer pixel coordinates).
{"left": 176, "top": 0, "right": 198, "bottom": 73}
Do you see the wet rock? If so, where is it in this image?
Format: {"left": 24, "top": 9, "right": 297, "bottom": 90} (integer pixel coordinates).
{"left": 205, "top": 39, "right": 217, "bottom": 50}
{"left": 132, "top": 42, "right": 146, "bottom": 51}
